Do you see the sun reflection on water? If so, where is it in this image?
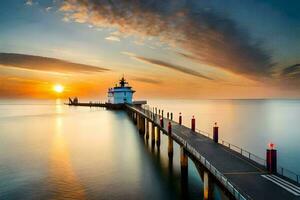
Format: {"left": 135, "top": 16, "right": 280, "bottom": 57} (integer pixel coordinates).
{"left": 48, "top": 112, "right": 86, "bottom": 199}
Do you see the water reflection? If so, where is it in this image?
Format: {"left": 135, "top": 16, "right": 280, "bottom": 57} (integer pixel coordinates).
{"left": 55, "top": 99, "right": 63, "bottom": 114}
{"left": 48, "top": 106, "right": 86, "bottom": 199}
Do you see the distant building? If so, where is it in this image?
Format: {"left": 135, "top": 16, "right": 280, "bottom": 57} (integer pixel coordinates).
{"left": 107, "top": 77, "right": 135, "bottom": 104}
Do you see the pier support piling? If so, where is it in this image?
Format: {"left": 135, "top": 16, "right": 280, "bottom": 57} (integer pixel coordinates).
{"left": 180, "top": 147, "right": 188, "bottom": 172}
{"left": 145, "top": 119, "right": 149, "bottom": 140}
{"left": 138, "top": 114, "right": 142, "bottom": 132}
{"left": 136, "top": 113, "right": 139, "bottom": 129}
{"left": 168, "top": 122, "right": 173, "bottom": 158}
{"left": 156, "top": 128, "right": 161, "bottom": 148}
{"left": 140, "top": 117, "right": 145, "bottom": 135}
{"left": 168, "top": 137, "right": 173, "bottom": 159}
{"left": 203, "top": 171, "right": 214, "bottom": 200}
{"left": 151, "top": 123, "right": 156, "bottom": 146}
{"left": 196, "top": 165, "right": 215, "bottom": 200}
{"left": 180, "top": 146, "right": 188, "bottom": 197}
{"left": 134, "top": 112, "right": 137, "bottom": 124}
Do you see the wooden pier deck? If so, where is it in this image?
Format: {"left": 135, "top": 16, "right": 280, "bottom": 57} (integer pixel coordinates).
{"left": 66, "top": 102, "right": 123, "bottom": 109}
{"left": 126, "top": 104, "right": 300, "bottom": 200}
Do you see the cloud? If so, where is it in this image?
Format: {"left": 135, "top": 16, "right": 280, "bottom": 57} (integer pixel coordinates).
{"left": 46, "top": 7, "right": 52, "bottom": 12}
{"left": 121, "top": 51, "right": 136, "bottom": 57}
{"left": 0, "top": 53, "right": 109, "bottom": 74}
{"left": 58, "top": 0, "right": 274, "bottom": 79}
{"left": 131, "top": 76, "right": 162, "bottom": 84}
{"left": 134, "top": 56, "right": 213, "bottom": 80}
{"left": 25, "top": 0, "right": 33, "bottom": 6}
{"left": 281, "top": 64, "right": 300, "bottom": 79}
{"left": 177, "top": 52, "right": 198, "bottom": 61}
{"left": 133, "top": 40, "right": 145, "bottom": 46}
{"left": 105, "top": 36, "right": 120, "bottom": 42}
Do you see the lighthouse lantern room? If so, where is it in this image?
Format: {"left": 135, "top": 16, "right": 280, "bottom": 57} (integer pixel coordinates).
{"left": 107, "top": 77, "right": 135, "bottom": 104}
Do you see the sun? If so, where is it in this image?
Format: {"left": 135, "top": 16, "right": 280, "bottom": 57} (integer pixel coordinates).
{"left": 53, "top": 84, "right": 64, "bottom": 93}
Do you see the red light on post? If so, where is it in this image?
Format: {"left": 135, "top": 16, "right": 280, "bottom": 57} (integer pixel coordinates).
{"left": 268, "top": 143, "right": 275, "bottom": 150}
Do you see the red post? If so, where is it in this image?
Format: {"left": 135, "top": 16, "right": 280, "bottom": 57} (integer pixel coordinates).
{"left": 213, "top": 122, "right": 219, "bottom": 143}
{"left": 266, "top": 143, "right": 277, "bottom": 173}
{"left": 191, "top": 116, "right": 195, "bottom": 132}
{"left": 160, "top": 117, "right": 164, "bottom": 128}
{"left": 179, "top": 113, "right": 182, "bottom": 125}
{"left": 168, "top": 122, "right": 172, "bottom": 134}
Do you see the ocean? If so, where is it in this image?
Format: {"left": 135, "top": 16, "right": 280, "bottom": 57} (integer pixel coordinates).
{"left": 0, "top": 99, "right": 299, "bottom": 199}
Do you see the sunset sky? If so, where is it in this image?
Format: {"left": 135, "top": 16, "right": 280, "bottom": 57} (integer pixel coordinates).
{"left": 0, "top": 0, "right": 299, "bottom": 99}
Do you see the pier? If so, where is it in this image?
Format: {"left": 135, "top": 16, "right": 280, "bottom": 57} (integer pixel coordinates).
{"left": 124, "top": 104, "right": 300, "bottom": 200}
{"left": 66, "top": 101, "right": 123, "bottom": 109}
{"left": 66, "top": 76, "right": 300, "bottom": 200}
{"left": 67, "top": 101, "right": 300, "bottom": 199}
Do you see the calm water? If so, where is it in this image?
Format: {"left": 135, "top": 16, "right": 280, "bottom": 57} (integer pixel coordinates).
{"left": 0, "top": 99, "right": 299, "bottom": 199}
{"left": 0, "top": 99, "right": 226, "bottom": 200}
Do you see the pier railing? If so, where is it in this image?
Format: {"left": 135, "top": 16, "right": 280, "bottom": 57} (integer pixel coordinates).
{"left": 140, "top": 105, "right": 300, "bottom": 185}
{"left": 277, "top": 166, "right": 300, "bottom": 184}
{"left": 172, "top": 133, "right": 251, "bottom": 200}
{"left": 219, "top": 140, "right": 266, "bottom": 167}
{"left": 194, "top": 129, "right": 266, "bottom": 166}
{"left": 196, "top": 129, "right": 300, "bottom": 185}
{"left": 196, "top": 123, "right": 300, "bottom": 185}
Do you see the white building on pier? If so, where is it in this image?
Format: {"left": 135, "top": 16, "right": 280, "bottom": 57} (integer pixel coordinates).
{"left": 107, "top": 77, "right": 135, "bottom": 104}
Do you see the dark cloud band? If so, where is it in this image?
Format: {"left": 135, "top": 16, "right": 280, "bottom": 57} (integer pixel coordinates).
{"left": 134, "top": 56, "right": 213, "bottom": 80}
{"left": 0, "top": 53, "right": 109, "bottom": 74}
{"left": 281, "top": 64, "right": 300, "bottom": 79}
{"left": 131, "top": 76, "right": 162, "bottom": 84}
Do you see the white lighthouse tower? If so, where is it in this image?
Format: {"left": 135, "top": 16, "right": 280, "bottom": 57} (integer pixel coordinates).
{"left": 107, "top": 76, "right": 135, "bottom": 104}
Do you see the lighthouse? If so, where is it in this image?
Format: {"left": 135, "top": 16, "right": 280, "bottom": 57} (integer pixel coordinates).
{"left": 107, "top": 76, "right": 135, "bottom": 104}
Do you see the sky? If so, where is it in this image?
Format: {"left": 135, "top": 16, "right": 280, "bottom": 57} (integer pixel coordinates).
{"left": 0, "top": 0, "right": 299, "bottom": 99}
